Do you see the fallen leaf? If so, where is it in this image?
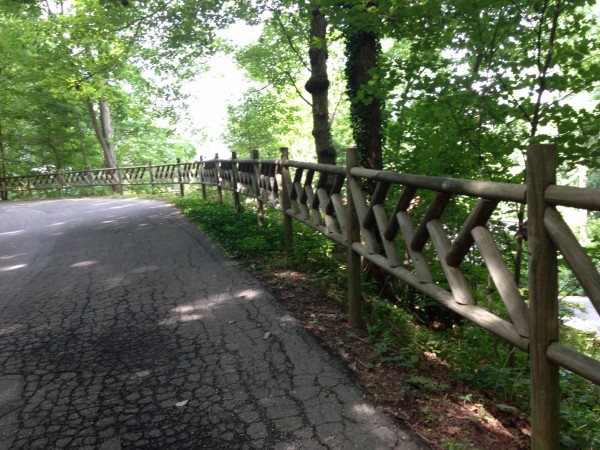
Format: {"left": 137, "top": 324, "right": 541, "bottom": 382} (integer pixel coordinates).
{"left": 175, "top": 400, "right": 188, "bottom": 407}
{"left": 263, "top": 331, "right": 272, "bottom": 339}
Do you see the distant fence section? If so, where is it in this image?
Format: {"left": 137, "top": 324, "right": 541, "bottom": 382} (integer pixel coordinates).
{"left": 2, "top": 145, "right": 600, "bottom": 450}
{"left": 0, "top": 159, "right": 205, "bottom": 200}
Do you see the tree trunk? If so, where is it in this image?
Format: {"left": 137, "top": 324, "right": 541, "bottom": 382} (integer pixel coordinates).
{"left": 49, "top": 142, "right": 62, "bottom": 170}
{"left": 88, "top": 101, "right": 109, "bottom": 166}
{"left": 0, "top": 120, "right": 7, "bottom": 201}
{"left": 0, "top": 120, "right": 6, "bottom": 179}
{"left": 99, "top": 100, "right": 117, "bottom": 168}
{"left": 305, "top": 7, "right": 335, "bottom": 165}
{"left": 345, "top": 28, "right": 383, "bottom": 176}
{"left": 87, "top": 100, "right": 121, "bottom": 193}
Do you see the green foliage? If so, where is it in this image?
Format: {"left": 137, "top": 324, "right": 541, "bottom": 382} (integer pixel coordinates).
{"left": 369, "top": 300, "right": 413, "bottom": 348}
{"left": 440, "top": 440, "right": 471, "bottom": 450}
{"left": 174, "top": 194, "right": 283, "bottom": 258}
{"left": 559, "top": 370, "right": 600, "bottom": 449}
{"left": 589, "top": 217, "right": 600, "bottom": 243}
{"left": 374, "top": 0, "right": 600, "bottom": 179}
{"left": 223, "top": 89, "right": 302, "bottom": 158}
{"left": 172, "top": 190, "right": 341, "bottom": 272}
{"left": 0, "top": 0, "right": 252, "bottom": 176}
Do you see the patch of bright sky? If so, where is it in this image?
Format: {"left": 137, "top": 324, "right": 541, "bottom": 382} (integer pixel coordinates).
{"left": 180, "top": 22, "right": 263, "bottom": 160}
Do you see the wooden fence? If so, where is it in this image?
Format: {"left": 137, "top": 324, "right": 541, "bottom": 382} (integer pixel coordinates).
{"left": 0, "top": 158, "right": 204, "bottom": 200}
{"left": 2, "top": 145, "right": 599, "bottom": 449}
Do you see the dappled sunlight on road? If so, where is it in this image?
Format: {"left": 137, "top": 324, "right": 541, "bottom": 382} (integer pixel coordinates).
{"left": 70, "top": 260, "right": 99, "bottom": 268}
{"left": 159, "top": 300, "right": 210, "bottom": 326}
{"left": 108, "top": 203, "right": 146, "bottom": 210}
{"left": 103, "top": 275, "right": 127, "bottom": 290}
{"left": 236, "top": 288, "right": 262, "bottom": 300}
{"left": 0, "top": 230, "right": 25, "bottom": 236}
{"left": 0, "top": 253, "right": 28, "bottom": 261}
{"left": 130, "top": 265, "right": 159, "bottom": 274}
{"left": 0, "top": 264, "right": 28, "bottom": 272}
{"left": 0, "top": 324, "right": 24, "bottom": 336}
{"left": 159, "top": 288, "right": 265, "bottom": 326}
{"left": 352, "top": 403, "right": 377, "bottom": 417}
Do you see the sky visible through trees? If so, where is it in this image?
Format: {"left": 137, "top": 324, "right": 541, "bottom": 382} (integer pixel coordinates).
{"left": 181, "top": 23, "right": 262, "bottom": 159}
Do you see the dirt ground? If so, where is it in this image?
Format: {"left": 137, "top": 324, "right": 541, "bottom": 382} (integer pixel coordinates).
{"left": 251, "top": 266, "right": 532, "bottom": 450}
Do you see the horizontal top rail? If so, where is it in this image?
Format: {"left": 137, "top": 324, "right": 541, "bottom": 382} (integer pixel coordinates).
{"left": 229, "top": 158, "right": 278, "bottom": 165}
{"left": 350, "top": 167, "right": 527, "bottom": 203}
{"left": 545, "top": 185, "right": 600, "bottom": 211}
{"left": 284, "top": 160, "right": 347, "bottom": 176}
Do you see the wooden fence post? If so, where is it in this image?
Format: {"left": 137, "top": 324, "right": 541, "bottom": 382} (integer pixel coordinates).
{"left": 85, "top": 166, "right": 95, "bottom": 195}
{"left": 57, "top": 170, "right": 65, "bottom": 198}
{"left": 215, "top": 153, "right": 223, "bottom": 205}
{"left": 527, "top": 143, "right": 559, "bottom": 450}
{"left": 231, "top": 152, "right": 242, "bottom": 212}
{"left": 0, "top": 177, "right": 7, "bottom": 201}
{"left": 279, "top": 147, "right": 293, "bottom": 253}
{"left": 346, "top": 147, "right": 363, "bottom": 328}
{"left": 199, "top": 156, "right": 207, "bottom": 199}
{"left": 148, "top": 161, "right": 155, "bottom": 195}
{"left": 176, "top": 158, "right": 185, "bottom": 197}
{"left": 251, "top": 150, "right": 264, "bottom": 226}
{"left": 115, "top": 164, "right": 123, "bottom": 195}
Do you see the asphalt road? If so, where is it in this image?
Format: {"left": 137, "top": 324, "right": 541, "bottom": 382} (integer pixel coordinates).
{"left": 0, "top": 198, "right": 426, "bottom": 449}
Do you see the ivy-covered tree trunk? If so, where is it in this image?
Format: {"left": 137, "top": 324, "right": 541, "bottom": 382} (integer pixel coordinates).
{"left": 305, "top": 7, "right": 335, "bottom": 165}
{"left": 345, "top": 28, "right": 383, "bottom": 175}
{"left": 0, "top": 121, "right": 7, "bottom": 201}
{"left": 345, "top": 24, "right": 390, "bottom": 295}
{"left": 0, "top": 121, "right": 6, "bottom": 179}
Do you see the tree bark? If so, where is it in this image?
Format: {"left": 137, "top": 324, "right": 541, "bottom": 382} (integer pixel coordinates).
{"left": 0, "top": 120, "right": 6, "bottom": 179}
{"left": 305, "top": 7, "right": 336, "bottom": 165}
{"left": 88, "top": 101, "right": 109, "bottom": 166}
{"left": 345, "top": 28, "right": 383, "bottom": 175}
{"left": 0, "top": 121, "right": 7, "bottom": 201}
{"left": 87, "top": 100, "right": 121, "bottom": 193}
{"left": 344, "top": 23, "right": 388, "bottom": 297}
{"left": 99, "top": 100, "right": 117, "bottom": 169}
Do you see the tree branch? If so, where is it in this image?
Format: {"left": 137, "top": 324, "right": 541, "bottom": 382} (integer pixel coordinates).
{"left": 274, "top": 13, "right": 310, "bottom": 72}
{"left": 531, "top": 0, "right": 561, "bottom": 137}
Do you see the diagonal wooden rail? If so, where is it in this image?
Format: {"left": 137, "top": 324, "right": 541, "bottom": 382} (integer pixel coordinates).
{"left": 2, "top": 145, "right": 599, "bottom": 449}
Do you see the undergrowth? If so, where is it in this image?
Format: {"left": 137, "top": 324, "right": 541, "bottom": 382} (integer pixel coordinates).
{"left": 171, "top": 190, "right": 600, "bottom": 449}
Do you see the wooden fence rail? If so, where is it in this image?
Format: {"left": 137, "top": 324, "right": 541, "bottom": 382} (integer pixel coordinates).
{"left": 0, "top": 159, "right": 205, "bottom": 200}
{"left": 2, "top": 145, "right": 599, "bottom": 449}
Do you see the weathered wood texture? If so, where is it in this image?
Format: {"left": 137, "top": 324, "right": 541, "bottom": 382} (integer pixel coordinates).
{"left": 527, "top": 144, "right": 559, "bottom": 450}
{"left": 346, "top": 147, "right": 363, "bottom": 329}
{"left": 0, "top": 160, "right": 204, "bottom": 198}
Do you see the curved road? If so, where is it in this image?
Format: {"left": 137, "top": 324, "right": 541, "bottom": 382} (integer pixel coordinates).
{"left": 0, "top": 199, "right": 426, "bottom": 449}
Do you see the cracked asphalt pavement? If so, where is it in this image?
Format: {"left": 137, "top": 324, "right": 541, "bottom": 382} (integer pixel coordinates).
{"left": 0, "top": 198, "right": 427, "bottom": 449}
